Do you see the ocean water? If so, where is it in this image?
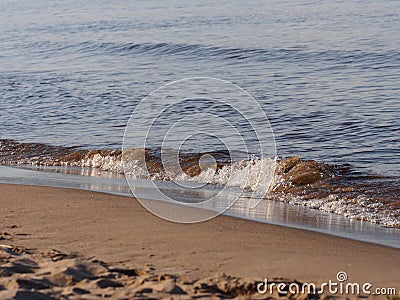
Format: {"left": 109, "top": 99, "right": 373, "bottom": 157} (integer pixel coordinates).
{"left": 1, "top": 1, "right": 400, "bottom": 228}
{"left": 1, "top": 0, "right": 399, "bottom": 174}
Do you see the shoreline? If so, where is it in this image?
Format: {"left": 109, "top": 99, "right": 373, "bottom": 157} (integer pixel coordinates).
{"left": 1, "top": 183, "right": 399, "bottom": 298}
{"left": 1, "top": 164, "right": 399, "bottom": 249}
{"left": 1, "top": 138, "right": 399, "bottom": 228}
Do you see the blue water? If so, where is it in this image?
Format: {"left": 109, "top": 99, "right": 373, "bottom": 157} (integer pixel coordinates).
{"left": 1, "top": 0, "right": 400, "bottom": 175}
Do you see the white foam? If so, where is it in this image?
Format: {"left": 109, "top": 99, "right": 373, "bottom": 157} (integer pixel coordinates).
{"left": 178, "top": 157, "right": 276, "bottom": 195}
{"left": 270, "top": 192, "right": 400, "bottom": 228}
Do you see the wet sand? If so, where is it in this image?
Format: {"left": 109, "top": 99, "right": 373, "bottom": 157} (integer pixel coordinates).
{"left": 0, "top": 184, "right": 399, "bottom": 299}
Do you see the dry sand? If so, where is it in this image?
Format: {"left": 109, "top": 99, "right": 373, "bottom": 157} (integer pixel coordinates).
{"left": 0, "top": 184, "right": 399, "bottom": 299}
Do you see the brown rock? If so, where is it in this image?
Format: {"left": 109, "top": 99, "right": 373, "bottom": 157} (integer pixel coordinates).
{"left": 184, "top": 165, "right": 201, "bottom": 177}
{"left": 62, "top": 150, "right": 88, "bottom": 162}
{"left": 100, "top": 149, "right": 121, "bottom": 157}
{"left": 279, "top": 156, "right": 301, "bottom": 173}
{"left": 85, "top": 150, "right": 101, "bottom": 160}
{"left": 284, "top": 161, "right": 327, "bottom": 186}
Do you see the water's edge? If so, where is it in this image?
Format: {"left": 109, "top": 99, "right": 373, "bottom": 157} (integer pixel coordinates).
{"left": 1, "top": 139, "right": 399, "bottom": 228}
{"left": 0, "top": 165, "right": 399, "bottom": 249}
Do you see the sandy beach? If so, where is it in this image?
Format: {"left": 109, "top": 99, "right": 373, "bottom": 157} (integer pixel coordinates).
{"left": 2, "top": 0, "right": 400, "bottom": 298}
{"left": 0, "top": 183, "right": 399, "bottom": 299}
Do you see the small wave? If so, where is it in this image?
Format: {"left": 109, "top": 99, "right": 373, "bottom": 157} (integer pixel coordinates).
{"left": 26, "top": 40, "right": 400, "bottom": 66}
{"left": 1, "top": 139, "right": 399, "bottom": 228}
{"left": 88, "top": 42, "right": 400, "bottom": 66}
{"left": 78, "top": 41, "right": 272, "bottom": 62}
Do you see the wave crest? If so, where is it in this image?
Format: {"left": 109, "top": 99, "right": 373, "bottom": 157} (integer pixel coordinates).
{"left": 1, "top": 139, "right": 399, "bottom": 227}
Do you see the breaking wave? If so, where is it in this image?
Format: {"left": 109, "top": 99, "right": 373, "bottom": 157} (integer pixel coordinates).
{"left": 1, "top": 139, "right": 399, "bottom": 228}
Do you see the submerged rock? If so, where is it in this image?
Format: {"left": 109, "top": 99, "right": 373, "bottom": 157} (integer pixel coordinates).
{"left": 277, "top": 157, "right": 334, "bottom": 186}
